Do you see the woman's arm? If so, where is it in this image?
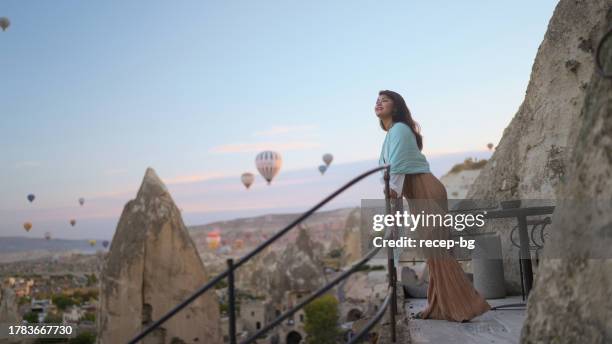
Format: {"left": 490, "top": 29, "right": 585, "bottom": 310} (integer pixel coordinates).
{"left": 389, "top": 174, "right": 404, "bottom": 198}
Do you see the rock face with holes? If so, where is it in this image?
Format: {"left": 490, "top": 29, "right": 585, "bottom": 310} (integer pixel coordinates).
{"left": 0, "top": 287, "right": 19, "bottom": 323}
{"left": 466, "top": 0, "right": 611, "bottom": 293}
{"left": 342, "top": 208, "right": 363, "bottom": 266}
{"left": 268, "top": 226, "right": 325, "bottom": 303}
{"left": 97, "top": 168, "right": 221, "bottom": 344}
{"left": 521, "top": 7, "right": 612, "bottom": 343}
{"left": 0, "top": 287, "right": 21, "bottom": 344}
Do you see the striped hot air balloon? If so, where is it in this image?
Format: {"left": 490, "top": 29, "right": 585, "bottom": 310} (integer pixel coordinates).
{"left": 255, "top": 151, "right": 282, "bottom": 185}
{"left": 206, "top": 230, "right": 221, "bottom": 250}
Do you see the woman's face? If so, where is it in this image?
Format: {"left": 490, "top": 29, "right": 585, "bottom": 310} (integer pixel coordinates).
{"left": 375, "top": 94, "right": 394, "bottom": 119}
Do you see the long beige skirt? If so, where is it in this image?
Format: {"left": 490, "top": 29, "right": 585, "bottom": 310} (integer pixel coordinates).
{"left": 402, "top": 172, "right": 490, "bottom": 322}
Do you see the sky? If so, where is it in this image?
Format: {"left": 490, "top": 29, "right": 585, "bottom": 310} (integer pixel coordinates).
{"left": 1, "top": 1, "right": 558, "bottom": 239}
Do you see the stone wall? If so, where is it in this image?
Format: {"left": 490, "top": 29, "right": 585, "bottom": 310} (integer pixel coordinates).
{"left": 467, "top": 0, "right": 611, "bottom": 293}
{"left": 521, "top": 6, "right": 612, "bottom": 342}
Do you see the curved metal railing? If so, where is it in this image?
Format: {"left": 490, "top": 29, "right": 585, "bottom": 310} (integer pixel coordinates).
{"left": 128, "top": 165, "right": 398, "bottom": 344}
{"left": 348, "top": 287, "right": 393, "bottom": 344}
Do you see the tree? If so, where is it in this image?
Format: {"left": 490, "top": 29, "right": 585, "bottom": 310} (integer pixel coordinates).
{"left": 85, "top": 274, "right": 98, "bottom": 287}
{"left": 82, "top": 312, "right": 96, "bottom": 322}
{"left": 18, "top": 296, "right": 31, "bottom": 306}
{"left": 69, "top": 331, "right": 96, "bottom": 344}
{"left": 23, "top": 311, "right": 38, "bottom": 323}
{"left": 52, "top": 294, "right": 74, "bottom": 311}
{"left": 304, "top": 294, "right": 340, "bottom": 344}
{"left": 43, "top": 312, "right": 63, "bottom": 324}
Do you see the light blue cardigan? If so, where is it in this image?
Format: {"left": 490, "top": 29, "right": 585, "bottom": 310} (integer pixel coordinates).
{"left": 379, "top": 122, "right": 430, "bottom": 175}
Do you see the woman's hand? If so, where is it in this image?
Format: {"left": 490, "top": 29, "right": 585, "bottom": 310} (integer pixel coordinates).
{"left": 384, "top": 189, "right": 400, "bottom": 199}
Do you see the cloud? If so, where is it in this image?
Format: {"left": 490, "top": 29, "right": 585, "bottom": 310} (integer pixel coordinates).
{"left": 104, "top": 168, "right": 129, "bottom": 176}
{"left": 164, "top": 172, "right": 233, "bottom": 185}
{"left": 14, "top": 161, "right": 41, "bottom": 168}
{"left": 209, "top": 141, "right": 321, "bottom": 154}
{"left": 252, "top": 125, "right": 317, "bottom": 137}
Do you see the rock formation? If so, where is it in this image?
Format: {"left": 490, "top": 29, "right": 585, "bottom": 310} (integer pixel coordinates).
{"left": 0, "top": 286, "right": 19, "bottom": 323}
{"left": 97, "top": 168, "right": 221, "bottom": 344}
{"left": 0, "top": 287, "right": 23, "bottom": 344}
{"left": 268, "top": 226, "right": 325, "bottom": 303}
{"left": 237, "top": 247, "right": 279, "bottom": 298}
{"left": 342, "top": 208, "right": 363, "bottom": 265}
{"left": 521, "top": 6, "right": 612, "bottom": 343}
{"left": 440, "top": 160, "right": 485, "bottom": 199}
{"left": 466, "top": 0, "right": 611, "bottom": 292}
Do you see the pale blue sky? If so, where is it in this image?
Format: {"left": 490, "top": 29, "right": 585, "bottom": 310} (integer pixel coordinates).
{"left": 1, "top": 1, "right": 558, "bottom": 239}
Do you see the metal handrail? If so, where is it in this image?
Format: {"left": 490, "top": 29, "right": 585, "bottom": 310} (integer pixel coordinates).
{"left": 241, "top": 222, "right": 394, "bottom": 343}
{"left": 595, "top": 26, "right": 612, "bottom": 79}
{"left": 348, "top": 287, "right": 392, "bottom": 344}
{"left": 128, "top": 165, "right": 395, "bottom": 344}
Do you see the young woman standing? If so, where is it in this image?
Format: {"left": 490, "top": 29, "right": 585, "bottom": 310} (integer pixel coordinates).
{"left": 376, "top": 89, "right": 490, "bottom": 322}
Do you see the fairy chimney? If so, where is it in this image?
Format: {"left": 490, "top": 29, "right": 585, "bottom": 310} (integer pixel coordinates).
{"left": 97, "top": 168, "right": 221, "bottom": 344}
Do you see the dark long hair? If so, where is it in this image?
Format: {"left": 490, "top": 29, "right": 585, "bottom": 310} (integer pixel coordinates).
{"left": 378, "top": 90, "right": 423, "bottom": 151}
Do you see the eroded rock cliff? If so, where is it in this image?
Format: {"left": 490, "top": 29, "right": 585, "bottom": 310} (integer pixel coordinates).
{"left": 467, "top": 0, "right": 611, "bottom": 292}
{"left": 521, "top": 6, "right": 612, "bottom": 342}
{"left": 97, "top": 168, "right": 221, "bottom": 344}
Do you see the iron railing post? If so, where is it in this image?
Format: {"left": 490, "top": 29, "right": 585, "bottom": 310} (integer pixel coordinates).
{"left": 383, "top": 167, "right": 397, "bottom": 343}
{"left": 128, "top": 165, "right": 390, "bottom": 344}
{"left": 227, "top": 259, "right": 237, "bottom": 344}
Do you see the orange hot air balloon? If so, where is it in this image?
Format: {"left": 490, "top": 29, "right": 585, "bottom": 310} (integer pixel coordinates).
{"left": 206, "top": 230, "right": 221, "bottom": 250}
{"left": 23, "top": 222, "right": 32, "bottom": 232}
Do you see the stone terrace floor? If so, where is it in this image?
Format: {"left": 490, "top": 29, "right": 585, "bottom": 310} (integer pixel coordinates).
{"left": 405, "top": 296, "right": 526, "bottom": 344}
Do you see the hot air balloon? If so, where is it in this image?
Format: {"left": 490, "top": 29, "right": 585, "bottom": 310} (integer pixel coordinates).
{"left": 241, "top": 172, "right": 255, "bottom": 189}
{"left": 27, "top": 194, "right": 35, "bottom": 203}
{"left": 255, "top": 151, "right": 282, "bottom": 185}
{"left": 44, "top": 232, "right": 51, "bottom": 240}
{"left": 23, "top": 222, "right": 32, "bottom": 232}
{"left": 88, "top": 240, "right": 97, "bottom": 247}
{"left": 102, "top": 240, "right": 110, "bottom": 248}
{"left": 318, "top": 165, "right": 327, "bottom": 175}
{"left": 70, "top": 219, "right": 76, "bottom": 227}
{"left": 78, "top": 198, "right": 85, "bottom": 206}
{"left": 0, "top": 17, "right": 10, "bottom": 31}
{"left": 323, "top": 153, "right": 333, "bottom": 166}
{"left": 487, "top": 143, "right": 494, "bottom": 151}
{"left": 206, "top": 230, "right": 221, "bottom": 250}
